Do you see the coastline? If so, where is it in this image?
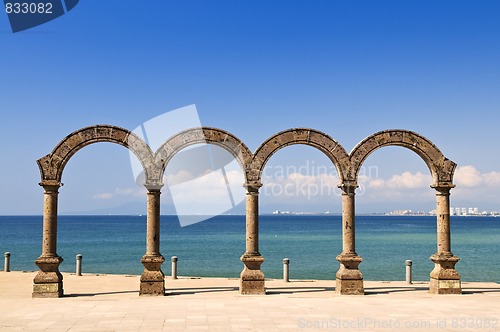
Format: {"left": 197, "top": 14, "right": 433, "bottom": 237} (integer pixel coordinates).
{"left": 1, "top": 271, "right": 499, "bottom": 331}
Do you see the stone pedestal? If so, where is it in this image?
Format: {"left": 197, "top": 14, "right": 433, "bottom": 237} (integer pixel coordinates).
{"left": 429, "top": 254, "right": 461, "bottom": 294}
{"left": 140, "top": 255, "right": 165, "bottom": 296}
{"left": 240, "top": 254, "right": 265, "bottom": 295}
{"left": 335, "top": 254, "right": 364, "bottom": 295}
{"left": 32, "top": 256, "right": 64, "bottom": 298}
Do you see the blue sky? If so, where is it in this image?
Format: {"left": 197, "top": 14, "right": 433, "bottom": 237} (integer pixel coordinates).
{"left": 1, "top": 1, "right": 500, "bottom": 215}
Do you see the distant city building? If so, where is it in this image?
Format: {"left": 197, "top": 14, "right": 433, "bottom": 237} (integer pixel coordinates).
{"left": 387, "top": 210, "right": 426, "bottom": 216}
{"left": 389, "top": 207, "right": 498, "bottom": 217}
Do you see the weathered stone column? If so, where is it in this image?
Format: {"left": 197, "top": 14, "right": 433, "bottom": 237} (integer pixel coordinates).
{"left": 240, "top": 182, "right": 265, "bottom": 295}
{"left": 33, "top": 182, "right": 64, "bottom": 298}
{"left": 429, "top": 185, "right": 461, "bottom": 294}
{"left": 335, "top": 182, "right": 364, "bottom": 295}
{"left": 140, "top": 184, "right": 165, "bottom": 296}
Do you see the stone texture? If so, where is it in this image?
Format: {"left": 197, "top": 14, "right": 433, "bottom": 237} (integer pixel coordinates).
{"left": 140, "top": 255, "right": 165, "bottom": 296}
{"left": 336, "top": 254, "right": 364, "bottom": 295}
{"left": 157, "top": 127, "right": 253, "bottom": 181}
{"left": 240, "top": 255, "right": 265, "bottom": 295}
{"left": 140, "top": 187, "right": 165, "bottom": 296}
{"left": 429, "top": 254, "right": 461, "bottom": 294}
{"left": 37, "top": 125, "right": 153, "bottom": 183}
{"left": 252, "top": 128, "right": 350, "bottom": 183}
{"left": 349, "top": 129, "right": 457, "bottom": 185}
{"left": 240, "top": 183, "right": 266, "bottom": 295}
{"left": 336, "top": 279, "right": 365, "bottom": 296}
{"left": 33, "top": 256, "right": 64, "bottom": 298}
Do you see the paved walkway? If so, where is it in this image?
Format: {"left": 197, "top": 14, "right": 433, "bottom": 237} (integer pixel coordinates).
{"left": 0, "top": 271, "right": 499, "bottom": 331}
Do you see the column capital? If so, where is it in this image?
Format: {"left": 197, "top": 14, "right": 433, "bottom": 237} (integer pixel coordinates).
{"left": 39, "top": 181, "right": 63, "bottom": 193}
{"left": 144, "top": 183, "right": 163, "bottom": 192}
{"left": 243, "top": 181, "right": 262, "bottom": 193}
{"left": 338, "top": 181, "right": 358, "bottom": 195}
{"left": 431, "top": 183, "right": 455, "bottom": 194}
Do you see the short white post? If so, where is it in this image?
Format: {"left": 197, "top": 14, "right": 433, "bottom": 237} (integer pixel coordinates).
{"left": 76, "top": 254, "right": 82, "bottom": 276}
{"left": 4, "top": 252, "right": 10, "bottom": 272}
{"left": 283, "top": 258, "right": 290, "bottom": 282}
{"left": 171, "top": 256, "right": 178, "bottom": 279}
{"left": 405, "top": 260, "right": 412, "bottom": 284}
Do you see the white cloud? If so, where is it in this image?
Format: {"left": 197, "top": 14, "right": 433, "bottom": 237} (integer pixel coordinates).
{"left": 260, "top": 166, "right": 500, "bottom": 203}
{"left": 454, "top": 165, "right": 500, "bottom": 188}
{"left": 359, "top": 171, "right": 431, "bottom": 190}
{"left": 263, "top": 171, "right": 434, "bottom": 198}
{"left": 366, "top": 178, "right": 385, "bottom": 189}
{"left": 92, "top": 187, "right": 146, "bottom": 200}
{"left": 262, "top": 172, "right": 341, "bottom": 201}
{"left": 91, "top": 166, "right": 500, "bottom": 212}
{"left": 386, "top": 171, "right": 431, "bottom": 189}
{"left": 483, "top": 171, "right": 500, "bottom": 186}
{"left": 454, "top": 165, "right": 484, "bottom": 187}
{"left": 165, "top": 169, "right": 198, "bottom": 185}
{"left": 92, "top": 192, "right": 113, "bottom": 200}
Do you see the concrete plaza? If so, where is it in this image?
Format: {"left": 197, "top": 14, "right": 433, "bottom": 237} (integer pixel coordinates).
{"left": 1, "top": 271, "right": 499, "bottom": 331}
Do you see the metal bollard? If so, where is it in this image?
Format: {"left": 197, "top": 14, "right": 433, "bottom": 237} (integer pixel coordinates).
{"left": 171, "top": 256, "right": 178, "bottom": 279}
{"left": 4, "top": 252, "right": 10, "bottom": 272}
{"left": 76, "top": 254, "right": 82, "bottom": 276}
{"left": 405, "top": 260, "right": 412, "bottom": 284}
{"left": 283, "top": 258, "right": 290, "bottom": 282}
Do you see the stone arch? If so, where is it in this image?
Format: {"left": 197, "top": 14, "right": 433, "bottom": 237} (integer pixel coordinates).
{"left": 349, "top": 130, "right": 456, "bottom": 185}
{"left": 347, "top": 129, "right": 461, "bottom": 295}
{"left": 242, "top": 128, "right": 350, "bottom": 295}
{"left": 36, "top": 125, "right": 154, "bottom": 185}
{"left": 32, "top": 125, "right": 461, "bottom": 297}
{"left": 154, "top": 127, "right": 253, "bottom": 183}
{"left": 155, "top": 127, "right": 255, "bottom": 295}
{"left": 251, "top": 128, "right": 350, "bottom": 183}
{"left": 33, "top": 125, "right": 158, "bottom": 298}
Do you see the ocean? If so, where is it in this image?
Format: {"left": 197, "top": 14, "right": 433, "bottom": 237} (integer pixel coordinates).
{"left": 0, "top": 215, "right": 498, "bottom": 282}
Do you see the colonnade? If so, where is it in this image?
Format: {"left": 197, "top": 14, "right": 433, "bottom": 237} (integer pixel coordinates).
{"left": 32, "top": 125, "right": 461, "bottom": 297}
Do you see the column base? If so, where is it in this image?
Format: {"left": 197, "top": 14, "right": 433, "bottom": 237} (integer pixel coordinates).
{"left": 140, "top": 255, "right": 165, "bottom": 296}
{"left": 240, "top": 254, "right": 265, "bottom": 295}
{"left": 429, "top": 254, "right": 461, "bottom": 294}
{"left": 429, "top": 278, "right": 462, "bottom": 294}
{"left": 32, "top": 282, "right": 63, "bottom": 298}
{"left": 32, "top": 256, "right": 64, "bottom": 298}
{"left": 335, "top": 254, "right": 364, "bottom": 295}
{"left": 336, "top": 279, "right": 364, "bottom": 295}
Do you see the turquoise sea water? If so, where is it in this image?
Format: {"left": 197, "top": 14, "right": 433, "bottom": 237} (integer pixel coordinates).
{"left": 0, "top": 215, "right": 499, "bottom": 282}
